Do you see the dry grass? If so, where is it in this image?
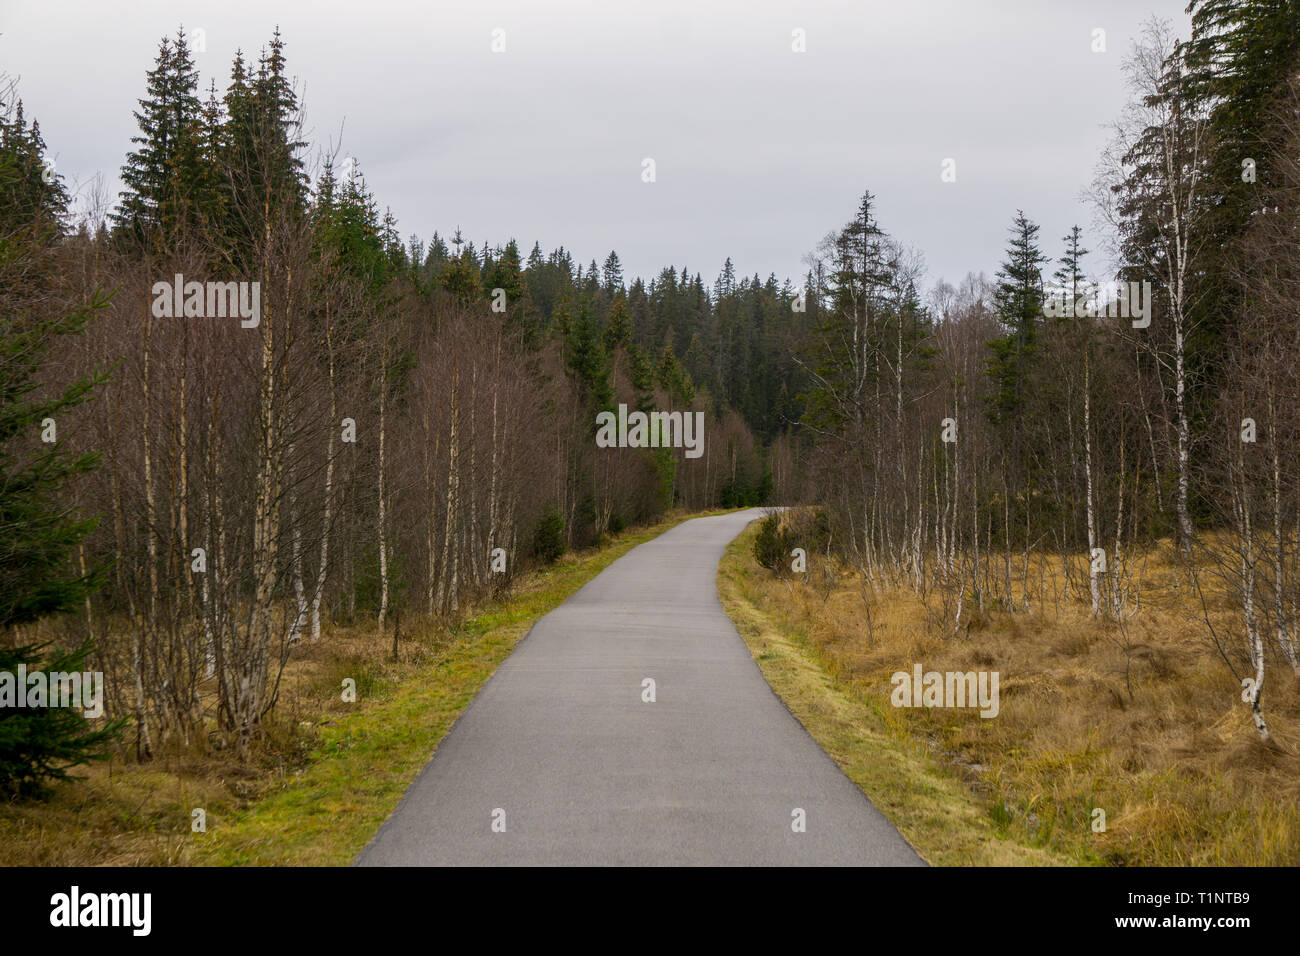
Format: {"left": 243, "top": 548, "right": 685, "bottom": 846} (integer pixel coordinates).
{"left": 719, "top": 518, "right": 1300, "bottom": 866}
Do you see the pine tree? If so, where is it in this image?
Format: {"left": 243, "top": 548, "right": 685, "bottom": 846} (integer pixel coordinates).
{"left": 628, "top": 343, "right": 656, "bottom": 412}
{"left": 603, "top": 294, "right": 633, "bottom": 352}
{"left": 222, "top": 30, "right": 309, "bottom": 265}
{"left": 1181, "top": 0, "right": 1300, "bottom": 379}
{"left": 111, "top": 30, "right": 205, "bottom": 246}
{"left": 602, "top": 250, "right": 624, "bottom": 294}
{"left": 987, "top": 210, "right": 1046, "bottom": 424}
{"left": 566, "top": 300, "right": 613, "bottom": 410}
{"left": 1, "top": 114, "right": 123, "bottom": 792}
{"left": 1052, "top": 225, "right": 1090, "bottom": 320}
{"left": 0, "top": 100, "right": 67, "bottom": 237}
{"left": 657, "top": 342, "right": 694, "bottom": 405}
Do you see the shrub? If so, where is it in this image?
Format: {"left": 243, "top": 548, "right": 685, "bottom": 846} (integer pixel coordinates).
{"left": 531, "top": 508, "right": 567, "bottom": 564}
{"left": 753, "top": 513, "right": 793, "bottom": 573}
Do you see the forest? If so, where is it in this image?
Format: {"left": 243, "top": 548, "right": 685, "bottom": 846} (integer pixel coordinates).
{"left": 2, "top": 0, "right": 1299, "bottom": 803}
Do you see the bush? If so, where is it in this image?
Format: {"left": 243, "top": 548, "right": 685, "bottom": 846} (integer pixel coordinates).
{"left": 753, "top": 513, "right": 794, "bottom": 573}
{"left": 531, "top": 508, "right": 567, "bottom": 564}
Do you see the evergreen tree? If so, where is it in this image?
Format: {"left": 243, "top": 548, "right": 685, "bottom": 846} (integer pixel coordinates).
{"left": 714, "top": 256, "right": 737, "bottom": 298}
{"left": 111, "top": 30, "right": 205, "bottom": 246}
{"left": 425, "top": 231, "right": 450, "bottom": 277}
{"left": 0, "top": 100, "right": 67, "bottom": 236}
{"left": 192, "top": 79, "right": 229, "bottom": 236}
{"left": 1, "top": 112, "right": 123, "bottom": 793}
{"left": 628, "top": 343, "right": 657, "bottom": 412}
{"left": 315, "top": 158, "right": 386, "bottom": 290}
{"left": 1052, "top": 225, "right": 1090, "bottom": 316}
{"left": 1184, "top": 0, "right": 1300, "bottom": 244}
{"left": 603, "top": 294, "right": 633, "bottom": 353}
{"left": 486, "top": 238, "right": 524, "bottom": 308}
{"left": 442, "top": 244, "right": 484, "bottom": 304}
{"left": 657, "top": 342, "right": 694, "bottom": 404}
{"left": 602, "top": 250, "right": 624, "bottom": 294}
{"left": 407, "top": 234, "right": 425, "bottom": 275}
{"left": 987, "top": 210, "right": 1046, "bottom": 424}
{"left": 1181, "top": 0, "right": 1300, "bottom": 378}
{"left": 380, "top": 207, "right": 404, "bottom": 273}
{"left": 799, "top": 192, "right": 895, "bottom": 435}
{"left": 221, "top": 30, "right": 309, "bottom": 265}
{"left": 566, "top": 300, "right": 613, "bottom": 410}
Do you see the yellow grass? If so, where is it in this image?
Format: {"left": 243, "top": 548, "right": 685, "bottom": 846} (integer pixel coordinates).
{"left": 718, "top": 517, "right": 1300, "bottom": 866}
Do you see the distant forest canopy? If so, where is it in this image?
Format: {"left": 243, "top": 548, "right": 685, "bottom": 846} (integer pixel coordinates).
{"left": 3, "top": 0, "right": 1300, "bottom": 757}
{"left": 108, "top": 26, "right": 817, "bottom": 447}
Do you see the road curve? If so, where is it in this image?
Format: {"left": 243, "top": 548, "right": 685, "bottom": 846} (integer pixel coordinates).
{"left": 355, "top": 508, "right": 924, "bottom": 866}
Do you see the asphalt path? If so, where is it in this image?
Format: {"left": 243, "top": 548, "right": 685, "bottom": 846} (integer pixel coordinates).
{"left": 356, "top": 508, "right": 925, "bottom": 866}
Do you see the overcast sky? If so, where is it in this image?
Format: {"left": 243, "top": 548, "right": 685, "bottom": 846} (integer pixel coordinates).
{"left": 1, "top": 0, "right": 1192, "bottom": 290}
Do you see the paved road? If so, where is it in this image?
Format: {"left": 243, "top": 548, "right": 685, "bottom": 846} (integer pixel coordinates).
{"left": 356, "top": 509, "right": 924, "bottom": 866}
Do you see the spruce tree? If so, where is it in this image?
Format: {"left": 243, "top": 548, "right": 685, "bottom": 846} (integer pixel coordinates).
{"left": 1185, "top": 0, "right": 1300, "bottom": 241}
{"left": 628, "top": 344, "right": 657, "bottom": 412}
{"left": 799, "top": 192, "right": 895, "bottom": 435}
{"left": 1181, "top": 0, "right": 1300, "bottom": 380}
{"left": 222, "top": 31, "right": 309, "bottom": 267}
{"left": 112, "top": 30, "right": 205, "bottom": 246}
{"left": 443, "top": 245, "right": 484, "bottom": 304}
{"left": 1052, "top": 225, "right": 1090, "bottom": 320}
{"left": 657, "top": 342, "right": 694, "bottom": 405}
{"left": 0, "top": 101, "right": 67, "bottom": 236}
{"left": 566, "top": 300, "right": 613, "bottom": 410}
{"left": 1, "top": 108, "right": 123, "bottom": 794}
{"left": 987, "top": 210, "right": 1046, "bottom": 424}
{"left": 602, "top": 250, "right": 624, "bottom": 294}
{"left": 486, "top": 239, "right": 524, "bottom": 308}
{"left": 603, "top": 294, "right": 633, "bottom": 353}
